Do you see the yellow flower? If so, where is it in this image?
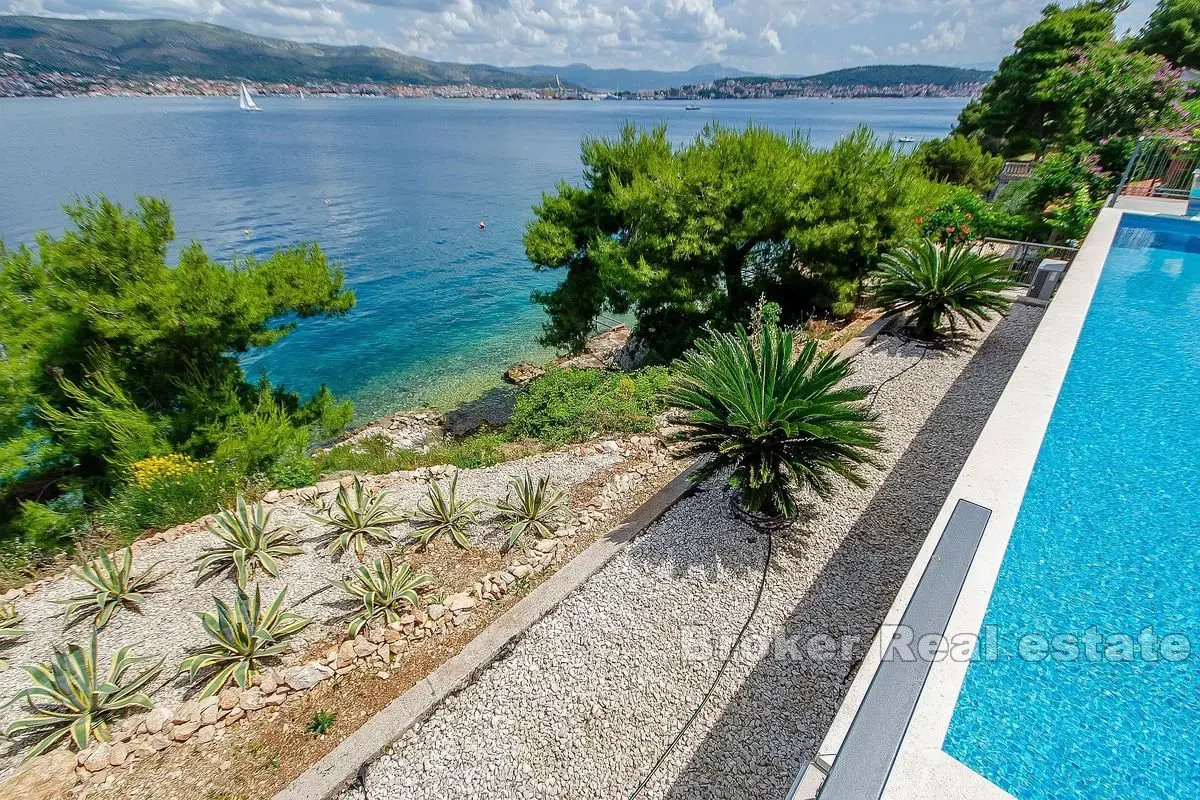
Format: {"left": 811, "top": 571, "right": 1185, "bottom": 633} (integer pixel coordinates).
{"left": 130, "top": 453, "right": 199, "bottom": 489}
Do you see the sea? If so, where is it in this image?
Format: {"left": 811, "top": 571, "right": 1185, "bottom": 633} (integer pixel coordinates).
{"left": 0, "top": 96, "right": 967, "bottom": 422}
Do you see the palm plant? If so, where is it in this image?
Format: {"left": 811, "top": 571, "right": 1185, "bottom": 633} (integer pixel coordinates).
{"left": 180, "top": 586, "right": 309, "bottom": 698}
{"left": 195, "top": 496, "right": 303, "bottom": 587}
{"left": 667, "top": 324, "right": 881, "bottom": 518}
{"left": 5, "top": 632, "right": 161, "bottom": 757}
{"left": 409, "top": 476, "right": 478, "bottom": 549}
{"left": 56, "top": 548, "right": 160, "bottom": 629}
{"left": 0, "top": 603, "right": 27, "bottom": 670}
{"left": 493, "top": 471, "right": 569, "bottom": 550}
{"left": 332, "top": 555, "right": 435, "bottom": 637}
{"left": 872, "top": 239, "right": 1018, "bottom": 339}
{"left": 307, "top": 477, "right": 404, "bottom": 559}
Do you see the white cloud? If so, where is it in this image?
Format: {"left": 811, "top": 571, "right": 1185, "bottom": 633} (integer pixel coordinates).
{"left": 2, "top": 0, "right": 1070, "bottom": 72}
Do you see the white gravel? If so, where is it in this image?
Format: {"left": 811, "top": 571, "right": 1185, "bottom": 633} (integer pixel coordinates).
{"left": 0, "top": 450, "right": 619, "bottom": 767}
{"left": 348, "top": 306, "right": 1045, "bottom": 800}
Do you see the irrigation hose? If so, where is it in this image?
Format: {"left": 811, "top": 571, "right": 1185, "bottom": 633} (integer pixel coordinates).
{"left": 625, "top": 338, "right": 931, "bottom": 798}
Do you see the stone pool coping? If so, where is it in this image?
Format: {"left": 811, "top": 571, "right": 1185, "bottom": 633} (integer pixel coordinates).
{"left": 791, "top": 207, "right": 1133, "bottom": 800}
{"left": 276, "top": 311, "right": 899, "bottom": 800}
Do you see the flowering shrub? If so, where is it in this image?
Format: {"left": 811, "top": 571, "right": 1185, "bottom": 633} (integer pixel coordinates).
{"left": 130, "top": 454, "right": 199, "bottom": 489}
{"left": 917, "top": 188, "right": 986, "bottom": 245}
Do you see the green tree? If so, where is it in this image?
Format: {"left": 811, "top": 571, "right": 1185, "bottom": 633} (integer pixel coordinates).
{"left": 956, "top": 1, "right": 1122, "bottom": 153}
{"left": 915, "top": 134, "right": 1004, "bottom": 193}
{"left": 0, "top": 196, "right": 355, "bottom": 529}
{"left": 1134, "top": 0, "right": 1200, "bottom": 68}
{"left": 525, "top": 124, "right": 927, "bottom": 362}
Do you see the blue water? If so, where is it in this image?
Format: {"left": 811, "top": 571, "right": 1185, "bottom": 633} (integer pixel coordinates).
{"left": 0, "top": 96, "right": 965, "bottom": 421}
{"left": 945, "top": 214, "right": 1200, "bottom": 799}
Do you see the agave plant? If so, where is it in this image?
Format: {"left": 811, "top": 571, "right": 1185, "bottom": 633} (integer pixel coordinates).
{"left": 493, "top": 471, "right": 569, "bottom": 550}
{"left": 0, "top": 603, "right": 27, "bottom": 670}
{"left": 195, "top": 496, "right": 303, "bottom": 587}
{"left": 409, "top": 476, "right": 479, "bottom": 549}
{"left": 873, "top": 239, "right": 1018, "bottom": 339}
{"left": 55, "top": 548, "right": 160, "bottom": 629}
{"left": 5, "top": 632, "right": 161, "bottom": 758}
{"left": 307, "top": 477, "right": 404, "bottom": 559}
{"left": 667, "top": 324, "right": 881, "bottom": 519}
{"left": 332, "top": 555, "right": 435, "bottom": 637}
{"left": 180, "top": 586, "right": 309, "bottom": 699}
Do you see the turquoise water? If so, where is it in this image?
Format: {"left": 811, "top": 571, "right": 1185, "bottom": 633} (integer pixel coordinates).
{"left": 945, "top": 214, "right": 1200, "bottom": 798}
{"left": 0, "top": 96, "right": 965, "bottom": 421}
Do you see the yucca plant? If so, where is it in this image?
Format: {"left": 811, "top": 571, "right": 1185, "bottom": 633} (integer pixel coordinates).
{"left": 409, "top": 476, "right": 479, "bottom": 549}
{"left": 195, "top": 496, "right": 303, "bottom": 587}
{"left": 667, "top": 324, "right": 881, "bottom": 519}
{"left": 307, "top": 477, "right": 404, "bottom": 559}
{"left": 56, "top": 548, "right": 160, "bottom": 629}
{"left": 332, "top": 555, "right": 435, "bottom": 636}
{"left": 4, "top": 632, "right": 161, "bottom": 758}
{"left": 493, "top": 471, "right": 569, "bottom": 550}
{"left": 873, "top": 239, "right": 1018, "bottom": 339}
{"left": 180, "top": 586, "right": 309, "bottom": 698}
{"left": 0, "top": 603, "right": 27, "bottom": 670}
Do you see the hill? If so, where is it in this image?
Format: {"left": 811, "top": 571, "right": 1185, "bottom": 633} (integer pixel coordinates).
{"left": 0, "top": 15, "right": 565, "bottom": 89}
{"left": 508, "top": 62, "right": 753, "bottom": 92}
{"left": 729, "top": 64, "right": 993, "bottom": 89}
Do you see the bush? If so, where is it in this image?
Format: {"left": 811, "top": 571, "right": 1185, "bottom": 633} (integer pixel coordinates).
{"left": 210, "top": 392, "right": 311, "bottom": 478}
{"left": 267, "top": 451, "right": 317, "bottom": 489}
{"left": 507, "top": 367, "right": 669, "bottom": 446}
{"left": 99, "top": 465, "right": 236, "bottom": 537}
{"left": 313, "top": 431, "right": 531, "bottom": 477}
{"left": 915, "top": 134, "right": 1004, "bottom": 193}
{"left": 873, "top": 240, "right": 1019, "bottom": 340}
{"left": 667, "top": 325, "right": 880, "bottom": 518}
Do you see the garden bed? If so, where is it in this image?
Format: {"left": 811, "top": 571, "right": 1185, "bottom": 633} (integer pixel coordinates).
{"left": 0, "top": 434, "right": 685, "bottom": 799}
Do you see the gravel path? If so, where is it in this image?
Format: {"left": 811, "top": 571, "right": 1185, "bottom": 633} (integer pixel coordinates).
{"left": 348, "top": 306, "right": 1045, "bottom": 800}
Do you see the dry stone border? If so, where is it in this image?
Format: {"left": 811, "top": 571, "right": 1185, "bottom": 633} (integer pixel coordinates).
{"left": 0, "top": 434, "right": 680, "bottom": 798}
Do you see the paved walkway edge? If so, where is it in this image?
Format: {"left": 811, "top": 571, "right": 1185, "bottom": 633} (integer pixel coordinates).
{"left": 275, "top": 461, "right": 702, "bottom": 800}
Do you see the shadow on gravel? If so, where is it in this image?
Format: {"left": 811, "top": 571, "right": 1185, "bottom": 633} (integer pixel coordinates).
{"left": 659, "top": 307, "right": 1042, "bottom": 800}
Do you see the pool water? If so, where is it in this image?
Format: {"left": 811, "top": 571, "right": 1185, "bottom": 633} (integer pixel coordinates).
{"left": 944, "top": 214, "right": 1200, "bottom": 799}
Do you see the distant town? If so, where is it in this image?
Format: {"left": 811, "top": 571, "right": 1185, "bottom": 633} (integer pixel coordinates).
{"left": 616, "top": 77, "right": 988, "bottom": 100}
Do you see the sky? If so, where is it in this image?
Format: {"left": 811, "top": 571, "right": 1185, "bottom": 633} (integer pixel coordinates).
{"left": 1, "top": 0, "right": 1162, "bottom": 74}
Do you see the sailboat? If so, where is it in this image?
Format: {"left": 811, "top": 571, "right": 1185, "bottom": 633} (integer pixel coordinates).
{"left": 238, "top": 82, "right": 262, "bottom": 112}
{"left": 299, "top": 89, "right": 306, "bottom": 100}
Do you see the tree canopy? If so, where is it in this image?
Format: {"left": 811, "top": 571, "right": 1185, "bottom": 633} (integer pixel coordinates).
{"left": 524, "top": 123, "right": 930, "bottom": 362}
{"left": 1135, "top": 0, "right": 1200, "bottom": 68}
{"left": 0, "top": 196, "right": 355, "bottom": 534}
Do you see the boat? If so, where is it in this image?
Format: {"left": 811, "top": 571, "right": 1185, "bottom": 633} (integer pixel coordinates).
{"left": 897, "top": 135, "right": 915, "bottom": 143}
{"left": 685, "top": 105, "right": 701, "bottom": 111}
{"left": 299, "top": 89, "right": 306, "bottom": 100}
{"left": 238, "top": 82, "right": 262, "bottom": 112}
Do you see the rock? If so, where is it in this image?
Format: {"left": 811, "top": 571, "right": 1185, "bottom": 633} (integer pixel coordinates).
{"left": 263, "top": 489, "right": 281, "bottom": 503}
{"left": 264, "top": 693, "right": 287, "bottom": 706}
{"left": 555, "top": 353, "right": 606, "bottom": 370}
{"left": 173, "top": 701, "right": 198, "bottom": 725}
{"left": 148, "top": 734, "right": 172, "bottom": 752}
{"left": 534, "top": 539, "right": 559, "bottom": 553}
{"left": 511, "top": 564, "right": 533, "bottom": 579}
{"left": 218, "top": 687, "right": 241, "bottom": 711}
{"left": 383, "top": 628, "right": 402, "bottom": 643}
{"left": 107, "top": 741, "right": 129, "bottom": 767}
{"left": 238, "top": 688, "right": 265, "bottom": 711}
{"left": 503, "top": 362, "right": 545, "bottom": 386}
{"left": 195, "top": 725, "right": 216, "bottom": 744}
{"left": 284, "top": 662, "right": 331, "bottom": 691}
{"left": 338, "top": 639, "right": 357, "bottom": 666}
{"left": 199, "top": 702, "right": 220, "bottom": 725}
{"left": 445, "top": 593, "right": 475, "bottom": 612}
{"left": 225, "top": 707, "right": 245, "bottom": 724}
{"left": 376, "top": 643, "right": 391, "bottom": 662}
{"left": 259, "top": 673, "right": 278, "bottom": 695}
{"left": 600, "top": 440, "right": 621, "bottom": 455}
{"left": 316, "top": 479, "right": 339, "bottom": 494}
{"left": 0, "top": 749, "right": 79, "bottom": 800}
{"left": 172, "top": 721, "right": 200, "bottom": 742}
{"left": 84, "top": 744, "right": 111, "bottom": 772}
{"left": 443, "top": 386, "right": 517, "bottom": 437}
{"left": 426, "top": 604, "right": 444, "bottom": 621}
{"left": 352, "top": 636, "right": 375, "bottom": 657}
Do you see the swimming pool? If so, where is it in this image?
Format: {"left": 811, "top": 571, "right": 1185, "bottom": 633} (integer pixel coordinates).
{"left": 943, "top": 213, "right": 1200, "bottom": 799}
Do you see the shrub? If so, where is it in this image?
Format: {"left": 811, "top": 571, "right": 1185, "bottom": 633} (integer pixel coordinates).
{"left": 915, "top": 134, "right": 1004, "bottom": 193}
{"left": 99, "top": 464, "right": 235, "bottom": 538}
{"left": 180, "top": 586, "right": 308, "bottom": 698}
{"left": 211, "top": 392, "right": 311, "bottom": 478}
{"left": 56, "top": 548, "right": 160, "bottom": 629}
{"left": 130, "top": 454, "right": 199, "bottom": 490}
{"left": 308, "top": 477, "right": 404, "bottom": 559}
{"left": 493, "top": 472, "right": 569, "bottom": 550}
{"left": 266, "top": 450, "right": 318, "bottom": 490}
{"left": 306, "top": 710, "right": 337, "bottom": 735}
{"left": 873, "top": 240, "right": 1019, "bottom": 340}
{"left": 0, "top": 602, "right": 27, "bottom": 670}
{"left": 667, "top": 325, "right": 881, "bottom": 518}
{"left": 194, "top": 497, "right": 302, "bottom": 587}
{"left": 917, "top": 191, "right": 983, "bottom": 246}
{"left": 508, "top": 367, "right": 669, "bottom": 446}
{"left": 409, "top": 476, "right": 478, "bottom": 549}
{"left": 5, "top": 632, "right": 161, "bottom": 757}
{"left": 313, "top": 432, "right": 534, "bottom": 478}
{"left": 332, "top": 555, "right": 434, "bottom": 636}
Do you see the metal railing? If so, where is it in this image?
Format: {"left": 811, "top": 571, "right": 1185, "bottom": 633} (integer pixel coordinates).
{"left": 1111, "top": 135, "right": 1200, "bottom": 204}
{"left": 973, "top": 237, "right": 1079, "bottom": 283}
